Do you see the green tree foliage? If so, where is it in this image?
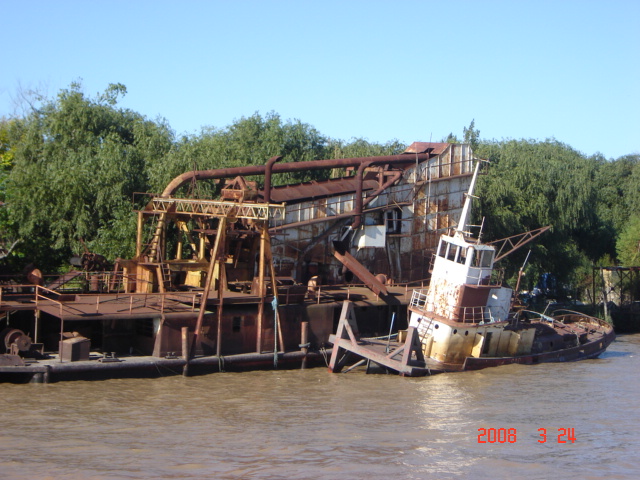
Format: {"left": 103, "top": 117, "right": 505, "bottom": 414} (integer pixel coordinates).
{"left": 325, "top": 138, "right": 406, "bottom": 178}
{"left": 617, "top": 215, "right": 640, "bottom": 265}
{"left": 463, "top": 119, "right": 480, "bottom": 150}
{"left": 0, "top": 118, "right": 23, "bottom": 271}
{"left": 327, "top": 137, "right": 405, "bottom": 159}
{"left": 5, "top": 83, "right": 174, "bottom": 268}
{"left": 0, "top": 118, "right": 18, "bottom": 169}
{"left": 147, "top": 112, "right": 330, "bottom": 196}
{"left": 475, "top": 139, "right": 602, "bottom": 289}
{"left": 595, "top": 153, "right": 640, "bottom": 233}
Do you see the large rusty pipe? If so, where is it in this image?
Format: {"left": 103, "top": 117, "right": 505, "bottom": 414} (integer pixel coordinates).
{"left": 161, "top": 153, "right": 430, "bottom": 197}
{"left": 263, "top": 155, "right": 283, "bottom": 204}
{"left": 363, "top": 170, "right": 403, "bottom": 207}
{"left": 352, "top": 161, "right": 373, "bottom": 230}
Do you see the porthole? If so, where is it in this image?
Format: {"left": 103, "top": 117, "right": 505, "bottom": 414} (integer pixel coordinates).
{"left": 465, "top": 331, "right": 469, "bottom": 336}
{"left": 434, "top": 324, "right": 439, "bottom": 329}
{"left": 453, "top": 329, "right": 458, "bottom": 334}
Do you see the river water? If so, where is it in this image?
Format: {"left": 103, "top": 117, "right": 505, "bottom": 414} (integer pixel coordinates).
{"left": 1, "top": 334, "right": 638, "bottom": 480}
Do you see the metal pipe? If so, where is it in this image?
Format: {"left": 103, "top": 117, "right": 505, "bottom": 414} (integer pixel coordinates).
{"left": 181, "top": 326, "right": 190, "bottom": 376}
{"left": 352, "top": 161, "right": 373, "bottom": 230}
{"left": 300, "top": 321, "right": 309, "bottom": 369}
{"left": 263, "top": 155, "right": 283, "bottom": 204}
{"left": 161, "top": 154, "right": 430, "bottom": 197}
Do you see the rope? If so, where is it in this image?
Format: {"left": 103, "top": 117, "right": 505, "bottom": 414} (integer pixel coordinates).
{"left": 320, "top": 345, "right": 329, "bottom": 367}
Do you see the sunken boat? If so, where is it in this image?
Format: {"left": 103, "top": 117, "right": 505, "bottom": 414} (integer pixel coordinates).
{"left": 1, "top": 143, "right": 482, "bottom": 383}
{"left": 328, "top": 162, "right": 615, "bottom": 376}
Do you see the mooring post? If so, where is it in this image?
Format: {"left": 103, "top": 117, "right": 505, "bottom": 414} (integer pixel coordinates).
{"left": 182, "top": 326, "right": 190, "bottom": 377}
{"left": 301, "top": 321, "right": 309, "bottom": 369}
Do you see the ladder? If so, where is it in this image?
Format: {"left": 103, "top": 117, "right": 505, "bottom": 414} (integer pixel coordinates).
{"left": 157, "top": 262, "right": 172, "bottom": 293}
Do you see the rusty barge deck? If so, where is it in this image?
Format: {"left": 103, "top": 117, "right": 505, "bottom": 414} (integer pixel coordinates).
{"left": 1, "top": 284, "right": 412, "bottom": 383}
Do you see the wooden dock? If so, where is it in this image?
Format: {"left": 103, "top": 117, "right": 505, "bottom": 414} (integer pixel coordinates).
{"left": 327, "top": 300, "right": 458, "bottom": 376}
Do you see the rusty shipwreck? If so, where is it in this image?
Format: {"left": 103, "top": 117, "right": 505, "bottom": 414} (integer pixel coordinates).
{"left": 327, "top": 162, "right": 615, "bottom": 376}
{"left": 1, "top": 143, "right": 483, "bottom": 382}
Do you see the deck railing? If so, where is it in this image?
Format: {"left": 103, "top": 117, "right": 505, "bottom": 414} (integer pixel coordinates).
{"left": 0, "top": 284, "right": 202, "bottom": 318}
{"left": 410, "top": 288, "right": 504, "bottom": 324}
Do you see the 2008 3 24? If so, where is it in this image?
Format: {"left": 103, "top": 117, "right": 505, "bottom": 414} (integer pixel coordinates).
{"left": 477, "top": 427, "right": 576, "bottom": 443}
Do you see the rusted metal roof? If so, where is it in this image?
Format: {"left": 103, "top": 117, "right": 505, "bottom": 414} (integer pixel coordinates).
{"left": 263, "top": 177, "right": 380, "bottom": 203}
{"left": 404, "top": 142, "right": 450, "bottom": 155}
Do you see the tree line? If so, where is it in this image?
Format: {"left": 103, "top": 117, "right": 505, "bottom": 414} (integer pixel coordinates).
{"left": 1, "top": 84, "right": 638, "bottom": 297}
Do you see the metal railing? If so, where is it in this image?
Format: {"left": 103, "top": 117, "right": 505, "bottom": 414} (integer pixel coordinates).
{"left": 0, "top": 283, "right": 202, "bottom": 318}
{"left": 409, "top": 288, "right": 502, "bottom": 324}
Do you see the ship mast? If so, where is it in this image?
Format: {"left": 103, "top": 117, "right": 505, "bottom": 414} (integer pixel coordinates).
{"left": 455, "top": 160, "right": 481, "bottom": 239}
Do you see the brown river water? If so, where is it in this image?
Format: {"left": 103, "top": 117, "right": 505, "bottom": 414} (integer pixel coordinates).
{"left": 1, "top": 333, "right": 638, "bottom": 480}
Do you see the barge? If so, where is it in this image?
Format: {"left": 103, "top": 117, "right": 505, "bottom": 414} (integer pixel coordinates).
{"left": 1, "top": 143, "right": 478, "bottom": 382}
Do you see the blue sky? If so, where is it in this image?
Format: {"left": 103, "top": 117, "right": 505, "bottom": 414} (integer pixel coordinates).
{"left": 2, "top": 0, "right": 638, "bottom": 159}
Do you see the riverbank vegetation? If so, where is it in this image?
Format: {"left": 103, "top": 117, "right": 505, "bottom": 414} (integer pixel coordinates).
{"left": 1, "top": 83, "right": 638, "bottom": 297}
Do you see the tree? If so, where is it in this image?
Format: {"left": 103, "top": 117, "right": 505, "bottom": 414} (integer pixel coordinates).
{"left": 5, "top": 82, "right": 174, "bottom": 269}
{"left": 463, "top": 119, "right": 480, "bottom": 151}
{"left": 617, "top": 215, "right": 640, "bottom": 266}
{"left": 475, "top": 139, "right": 602, "bottom": 291}
{"left": 0, "top": 118, "right": 22, "bottom": 271}
{"left": 147, "top": 112, "right": 331, "bottom": 197}
{"left": 327, "top": 137, "right": 405, "bottom": 158}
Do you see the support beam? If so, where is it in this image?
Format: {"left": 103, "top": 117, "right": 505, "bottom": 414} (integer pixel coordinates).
{"left": 192, "top": 216, "right": 226, "bottom": 357}
{"left": 333, "top": 242, "right": 388, "bottom": 296}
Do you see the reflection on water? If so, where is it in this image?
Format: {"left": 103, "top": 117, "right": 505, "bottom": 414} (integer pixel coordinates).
{"left": 1, "top": 334, "right": 638, "bottom": 480}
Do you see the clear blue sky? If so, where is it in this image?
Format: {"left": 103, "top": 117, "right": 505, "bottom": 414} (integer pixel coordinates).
{"left": 2, "top": 0, "right": 638, "bottom": 159}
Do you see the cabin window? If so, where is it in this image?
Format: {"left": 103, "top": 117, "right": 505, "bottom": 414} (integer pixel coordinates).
{"left": 457, "top": 247, "right": 468, "bottom": 265}
{"left": 447, "top": 244, "right": 458, "bottom": 262}
{"left": 474, "top": 250, "right": 494, "bottom": 268}
{"left": 481, "top": 251, "right": 494, "bottom": 268}
{"left": 473, "top": 250, "right": 483, "bottom": 267}
{"left": 438, "top": 241, "right": 446, "bottom": 258}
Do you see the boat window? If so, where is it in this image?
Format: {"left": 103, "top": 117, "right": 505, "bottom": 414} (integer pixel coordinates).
{"left": 438, "top": 240, "right": 447, "bottom": 258}
{"left": 457, "top": 247, "right": 468, "bottom": 265}
{"left": 481, "top": 251, "right": 494, "bottom": 268}
{"left": 473, "top": 250, "right": 494, "bottom": 268}
{"left": 465, "top": 247, "right": 474, "bottom": 266}
{"left": 473, "top": 249, "right": 483, "bottom": 267}
{"left": 447, "top": 244, "right": 458, "bottom": 261}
